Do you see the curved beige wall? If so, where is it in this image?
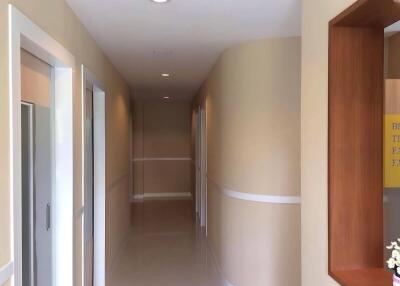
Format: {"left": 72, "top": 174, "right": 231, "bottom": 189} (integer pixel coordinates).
{"left": 202, "top": 37, "right": 301, "bottom": 286}
{"left": 301, "top": 0, "right": 356, "bottom": 286}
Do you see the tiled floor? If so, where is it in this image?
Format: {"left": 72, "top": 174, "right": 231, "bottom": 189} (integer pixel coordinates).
{"left": 108, "top": 200, "right": 221, "bottom": 286}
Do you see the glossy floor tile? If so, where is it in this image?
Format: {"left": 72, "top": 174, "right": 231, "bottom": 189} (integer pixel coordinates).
{"left": 108, "top": 200, "right": 221, "bottom": 286}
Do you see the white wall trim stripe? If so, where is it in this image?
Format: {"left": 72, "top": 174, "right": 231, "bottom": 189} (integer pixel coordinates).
{"left": 131, "top": 192, "right": 192, "bottom": 202}
{"left": 207, "top": 176, "right": 301, "bottom": 205}
{"left": 132, "top": 157, "right": 192, "bottom": 162}
{"left": 0, "top": 261, "right": 14, "bottom": 285}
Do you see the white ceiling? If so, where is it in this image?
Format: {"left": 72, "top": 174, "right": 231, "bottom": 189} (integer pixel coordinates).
{"left": 66, "top": 0, "right": 301, "bottom": 100}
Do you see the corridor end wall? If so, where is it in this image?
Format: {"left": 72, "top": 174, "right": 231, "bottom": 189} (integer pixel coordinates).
{"left": 132, "top": 99, "right": 191, "bottom": 199}
{"left": 194, "top": 37, "right": 301, "bottom": 286}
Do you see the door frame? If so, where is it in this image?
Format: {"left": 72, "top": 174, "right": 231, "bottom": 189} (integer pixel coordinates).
{"left": 9, "top": 5, "right": 75, "bottom": 286}
{"left": 81, "top": 66, "right": 106, "bottom": 286}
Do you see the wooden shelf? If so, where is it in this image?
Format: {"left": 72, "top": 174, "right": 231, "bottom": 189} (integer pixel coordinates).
{"left": 331, "top": 269, "right": 392, "bottom": 286}
{"left": 328, "top": 1, "right": 400, "bottom": 285}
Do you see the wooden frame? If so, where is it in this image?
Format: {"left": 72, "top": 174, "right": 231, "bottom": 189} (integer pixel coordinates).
{"left": 329, "top": 0, "right": 400, "bottom": 285}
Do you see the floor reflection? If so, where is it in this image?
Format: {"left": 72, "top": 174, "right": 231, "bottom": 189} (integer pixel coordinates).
{"left": 108, "top": 199, "right": 220, "bottom": 286}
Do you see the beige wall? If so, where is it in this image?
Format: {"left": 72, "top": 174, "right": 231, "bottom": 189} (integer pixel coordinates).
{"left": 199, "top": 37, "right": 301, "bottom": 286}
{"left": 0, "top": 0, "right": 131, "bottom": 285}
{"left": 132, "top": 100, "right": 191, "bottom": 196}
{"left": 301, "top": 0, "right": 357, "bottom": 286}
{"left": 21, "top": 49, "right": 52, "bottom": 107}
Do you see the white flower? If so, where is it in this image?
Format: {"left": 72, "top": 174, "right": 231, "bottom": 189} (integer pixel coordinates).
{"left": 388, "top": 258, "right": 397, "bottom": 269}
{"left": 387, "top": 241, "right": 400, "bottom": 250}
{"left": 393, "top": 250, "right": 400, "bottom": 260}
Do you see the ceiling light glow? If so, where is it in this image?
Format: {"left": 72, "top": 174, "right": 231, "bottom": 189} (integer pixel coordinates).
{"left": 163, "top": 96, "right": 171, "bottom": 99}
{"left": 161, "top": 73, "right": 170, "bottom": 77}
{"left": 151, "top": 0, "right": 170, "bottom": 3}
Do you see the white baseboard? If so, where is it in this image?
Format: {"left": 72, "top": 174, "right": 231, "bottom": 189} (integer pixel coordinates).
{"left": 0, "top": 261, "right": 14, "bottom": 285}
{"left": 130, "top": 192, "right": 193, "bottom": 202}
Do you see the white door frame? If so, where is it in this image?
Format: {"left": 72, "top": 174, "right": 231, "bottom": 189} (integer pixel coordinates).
{"left": 9, "top": 5, "right": 75, "bottom": 286}
{"left": 81, "top": 66, "right": 106, "bottom": 286}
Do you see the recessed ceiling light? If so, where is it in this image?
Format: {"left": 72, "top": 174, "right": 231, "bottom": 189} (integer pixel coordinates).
{"left": 161, "top": 73, "right": 170, "bottom": 77}
{"left": 163, "top": 96, "right": 171, "bottom": 99}
{"left": 151, "top": 0, "right": 170, "bottom": 4}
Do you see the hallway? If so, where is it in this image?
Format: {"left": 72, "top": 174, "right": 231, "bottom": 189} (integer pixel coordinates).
{"left": 108, "top": 200, "right": 220, "bottom": 286}
{"left": 3, "top": 1, "right": 398, "bottom": 286}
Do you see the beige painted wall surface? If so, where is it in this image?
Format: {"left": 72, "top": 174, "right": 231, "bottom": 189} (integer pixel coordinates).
{"left": 21, "top": 49, "right": 52, "bottom": 107}
{"left": 132, "top": 100, "right": 191, "bottom": 196}
{"left": 301, "top": 0, "right": 356, "bottom": 286}
{"left": 206, "top": 38, "right": 301, "bottom": 196}
{"left": 144, "top": 161, "right": 191, "bottom": 194}
{"left": 200, "top": 37, "right": 301, "bottom": 286}
{"left": 143, "top": 101, "right": 191, "bottom": 157}
{"left": 0, "top": 0, "right": 131, "bottom": 284}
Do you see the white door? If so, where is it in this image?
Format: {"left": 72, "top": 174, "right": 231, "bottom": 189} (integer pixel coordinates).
{"left": 199, "top": 108, "right": 207, "bottom": 228}
{"left": 195, "top": 109, "right": 201, "bottom": 218}
{"left": 21, "top": 103, "right": 34, "bottom": 286}
{"left": 34, "top": 105, "right": 53, "bottom": 286}
{"left": 21, "top": 103, "right": 53, "bottom": 286}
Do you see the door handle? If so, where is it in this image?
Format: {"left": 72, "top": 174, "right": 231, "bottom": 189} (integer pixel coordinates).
{"left": 46, "top": 203, "right": 51, "bottom": 231}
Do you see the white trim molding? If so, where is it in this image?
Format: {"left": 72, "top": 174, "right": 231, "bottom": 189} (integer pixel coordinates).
{"left": 0, "top": 261, "right": 14, "bottom": 285}
{"left": 207, "top": 176, "right": 301, "bottom": 205}
{"left": 131, "top": 192, "right": 192, "bottom": 202}
{"left": 132, "top": 157, "right": 192, "bottom": 162}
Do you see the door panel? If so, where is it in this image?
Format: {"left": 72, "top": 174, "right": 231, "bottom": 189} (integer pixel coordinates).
{"left": 21, "top": 104, "right": 34, "bottom": 286}
{"left": 84, "top": 88, "right": 94, "bottom": 286}
{"left": 34, "top": 105, "right": 52, "bottom": 286}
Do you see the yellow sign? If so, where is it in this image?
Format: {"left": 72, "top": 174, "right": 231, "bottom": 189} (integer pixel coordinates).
{"left": 384, "top": 114, "right": 400, "bottom": 187}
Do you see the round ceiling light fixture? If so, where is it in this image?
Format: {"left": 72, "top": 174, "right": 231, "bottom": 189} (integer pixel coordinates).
{"left": 150, "top": 0, "right": 170, "bottom": 4}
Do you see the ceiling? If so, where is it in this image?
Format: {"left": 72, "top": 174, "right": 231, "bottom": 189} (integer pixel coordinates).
{"left": 66, "top": 0, "right": 301, "bottom": 100}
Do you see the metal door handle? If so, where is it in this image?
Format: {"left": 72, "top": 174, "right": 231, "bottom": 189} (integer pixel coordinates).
{"left": 46, "top": 203, "right": 51, "bottom": 231}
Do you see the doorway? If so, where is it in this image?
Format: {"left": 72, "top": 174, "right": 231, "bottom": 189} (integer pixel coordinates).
{"left": 10, "top": 5, "right": 75, "bottom": 286}
{"left": 21, "top": 101, "right": 53, "bottom": 286}
{"left": 81, "top": 66, "right": 106, "bottom": 286}
{"left": 195, "top": 106, "right": 207, "bottom": 230}
{"left": 84, "top": 88, "right": 95, "bottom": 286}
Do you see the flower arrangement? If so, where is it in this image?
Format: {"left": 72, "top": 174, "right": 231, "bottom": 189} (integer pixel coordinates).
{"left": 387, "top": 239, "right": 400, "bottom": 280}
